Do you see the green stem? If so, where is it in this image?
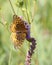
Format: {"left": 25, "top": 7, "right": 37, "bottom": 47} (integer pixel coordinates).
{"left": 8, "top": 0, "right": 16, "bottom": 15}
{"left": 24, "top": 0, "right": 31, "bottom": 24}
{"left": 8, "top": 48, "right": 12, "bottom": 65}
{"left": 20, "top": 7, "right": 27, "bottom": 20}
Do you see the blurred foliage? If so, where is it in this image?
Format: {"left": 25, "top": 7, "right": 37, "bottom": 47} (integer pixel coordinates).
{"left": 0, "top": 0, "right": 52, "bottom": 65}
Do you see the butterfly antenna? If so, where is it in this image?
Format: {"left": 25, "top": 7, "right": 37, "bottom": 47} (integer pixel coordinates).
{"left": 8, "top": 0, "right": 16, "bottom": 15}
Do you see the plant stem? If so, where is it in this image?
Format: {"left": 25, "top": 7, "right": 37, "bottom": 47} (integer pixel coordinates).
{"left": 8, "top": 48, "right": 12, "bottom": 65}
{"left": 24, "top": 0, "right": 31, "bottom": 24}
{"left": 8, "top": 0, "right": 16, "bottom": 15}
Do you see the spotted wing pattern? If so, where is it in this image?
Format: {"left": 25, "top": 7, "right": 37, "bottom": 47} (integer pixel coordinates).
{"left": 10, "top": 15, "right": 27, "bottom": 48}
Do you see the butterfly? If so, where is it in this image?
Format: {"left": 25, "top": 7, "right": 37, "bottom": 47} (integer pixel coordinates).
{"left": 10, "top": 15, "right": 28, "bottom": 48}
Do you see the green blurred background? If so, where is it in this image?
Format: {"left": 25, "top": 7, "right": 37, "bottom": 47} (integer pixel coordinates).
{"left": 0, "top": 0, "right": 52, "bottom": 65}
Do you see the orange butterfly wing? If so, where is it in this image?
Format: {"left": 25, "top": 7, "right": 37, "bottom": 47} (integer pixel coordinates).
{"left": 10, "top": 15, "right": 27, "bottom": 48}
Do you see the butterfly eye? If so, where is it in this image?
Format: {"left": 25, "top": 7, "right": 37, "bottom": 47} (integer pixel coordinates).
{"left": 24, "top": 22, "right": 27, "bottom": 25}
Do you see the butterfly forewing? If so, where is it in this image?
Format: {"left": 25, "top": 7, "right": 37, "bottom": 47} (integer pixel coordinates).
{"left": 10, "top": 15, "right": 27, "bottom": 48}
